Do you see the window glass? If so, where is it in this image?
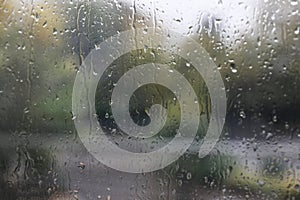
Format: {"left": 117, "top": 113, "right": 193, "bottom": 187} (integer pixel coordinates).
{"left": 0, "top": 0, "right": 300, "bottom": 199}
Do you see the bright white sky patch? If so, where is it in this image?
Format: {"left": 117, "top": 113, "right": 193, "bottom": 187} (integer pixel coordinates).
{"left": 125, "top": 0, "right": 259, "bottom": 48}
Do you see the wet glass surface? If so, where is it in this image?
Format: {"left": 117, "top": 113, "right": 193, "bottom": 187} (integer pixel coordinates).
{"left": 0, "top": 0, "right": 300, "bottom": 199}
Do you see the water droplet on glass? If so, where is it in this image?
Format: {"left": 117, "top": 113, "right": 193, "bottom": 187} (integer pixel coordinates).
{"left": 272, "top": 115, "right": 278, "bottom": 123}
{"left": 53, "top": 28, "right": 57, "bottom": 35}
{"left": 93, "top": 71, "right": 98, "bottom": 76}
{"left": 42, "top": 21, "right": 47, "bottom": 28}
{"left": 186, "top": 172, "right": 192, "bottom": 180}
{"left": 230, "top": 63, "right": 237, "bottom": 73}
{"left": 266, "top": 132, "right": 273, "bottom": 140}
{"left": 240, "top": 110, "right": 246, "bottom": 119}
{"left": 294, "top": 27, "right": 300, "bottom": 35}
{"left": 258, "top": 180, "right": 265, "bottom": 187}
{"left": 290, "top": 0, "right": 298, "bottom": 6}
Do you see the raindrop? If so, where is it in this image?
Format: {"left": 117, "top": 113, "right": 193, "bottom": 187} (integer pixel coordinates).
{"left": 178, "top": 179, "right": 183, "bottom": 186}
{"left": 231, "top": 68, "right": 237, "bottom": 73}
{"left": 266, "top": 132, "right": 273, "bottom": 140}
{"left": 253, "top": 143, "right": 258, "bottom": 151}
{"left": 93, "top": 71, "right": 98, "bottom": 76}
{"left": 24, "top": 107, "right": 30, "bottom": 114}
{"left": 186, "top": 172, "right": 192, "bottom": 180}
{"left": 285, "top": 122, "right": 289, "bottom": 130}
{"left": 230, "top": 63, "right": 237, "bottom": 73}
{"left": 294, "top": 27, "right": 300, "bottom": 35}
{"left": 272, "top": 115, "right": 278, "bottom": 123}
{"left": 290, "top": 0, "right": 298, "bottom": 6}
{"left": 258, "top": 180, "right": 265, "bottom": 187}
{"left": 78, "top": 162, "right": 85, "bottom": 169}
{"left": 53, "top": 28, "right": 58, "bottom": 35}
{"left": 240, "top": 110, "right": 246, "bottom": 119}
{"left": 42, "top": 21, "right": 47, "bottom": 28}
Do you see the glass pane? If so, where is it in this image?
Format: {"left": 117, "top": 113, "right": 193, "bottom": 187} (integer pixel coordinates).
{"left": 0, "top": 0, "right": 299, "bottom": 199}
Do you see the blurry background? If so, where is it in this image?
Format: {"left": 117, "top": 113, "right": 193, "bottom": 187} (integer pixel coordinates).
{"left": 0, "top": 0, "right": 300, "bottom": 199}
